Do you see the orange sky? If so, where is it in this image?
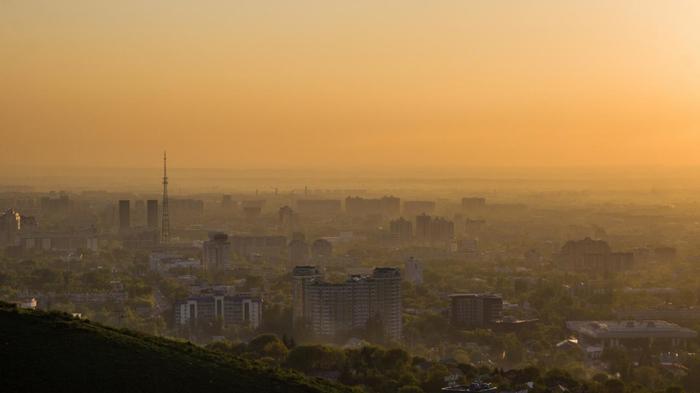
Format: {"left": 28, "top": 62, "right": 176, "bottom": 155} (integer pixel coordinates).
{"left": 2, "top": 1, "right": 700, "bottom": 170}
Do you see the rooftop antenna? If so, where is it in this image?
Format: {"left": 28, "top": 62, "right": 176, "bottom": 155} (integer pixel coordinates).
{"left": 161, "top": 151, "right": 170, "bottom": 243}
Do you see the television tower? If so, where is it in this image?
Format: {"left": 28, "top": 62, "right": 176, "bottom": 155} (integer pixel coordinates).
{"left": 161, "top": 151, "right": 170, "bottom": 243}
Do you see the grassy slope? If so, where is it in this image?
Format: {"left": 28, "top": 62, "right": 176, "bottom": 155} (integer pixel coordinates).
{"left": 0, "top": 303, "right": 351, "bottom": 393}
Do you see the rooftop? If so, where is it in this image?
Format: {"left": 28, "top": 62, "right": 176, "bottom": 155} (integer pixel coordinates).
{"left": 566, "top": 320, "right": 697, "bottom": 339}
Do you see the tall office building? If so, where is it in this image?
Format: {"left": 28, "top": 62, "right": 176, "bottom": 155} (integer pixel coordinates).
{"left": 449, "top": 293, "right": 503, "bottom": 327}
{"left": 118, "top": 200, "right": 130, "bottom": 232}
{"left": 202, "top": 232, "right": 231, "bottom": 270}
{"left": 299, "top": 267, "right": 402, "bottom": 341}
{"left": 146, "top": 200, "right": 158, "bottom": 229}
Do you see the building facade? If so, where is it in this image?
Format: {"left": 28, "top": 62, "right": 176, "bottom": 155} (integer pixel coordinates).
{"left": 298, "top": 267, "right": 402, "bottom": 341}
{"left": 202, "top": 232, "right": 231, "bottom": 270}
{"left": 118, "top": 200, "right": 130, "bottom": 232}
{"left": 174, "top": 294, "right": 262, "bottom": 329}
{"left": 566, "top": 320, "right": 697, "bottom": 349}
{"left": 389, "top": 217, "right": 413, "bottom": 242}
{"left": 404, "top": 256, "right": 423, "bottom": 285}
{"left": 146, "top": 199, "right": 158, "bottom": 229}
{"left": 450, "top": 293, "right": 503, "bottom": 328}
{"left": 292, "top": 266, "right": 322, "bottom": 328}
{"left": 558, "top": 237, "right": 634, "bottom": 274}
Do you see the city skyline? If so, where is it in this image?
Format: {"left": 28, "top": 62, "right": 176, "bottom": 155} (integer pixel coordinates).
{"left": 5, "top": 2, "right": 700, "bottom": 392}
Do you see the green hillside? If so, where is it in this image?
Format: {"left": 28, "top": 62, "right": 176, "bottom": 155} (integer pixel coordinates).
{"left": 0, "top": 302, "right": 352, "bottom": 393}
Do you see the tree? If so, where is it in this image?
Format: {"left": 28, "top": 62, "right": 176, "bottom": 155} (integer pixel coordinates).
{"left": 262, "top": 340, "right": 288, "bottom": 362}
{"left": 398, "top": 385, "right": 423, "bottom": 393}
{"left": 380, "top": 348, "right": 411, "bottom": 375}
{"left": 603, "top": 379, "right": 625, "bottom": 393}
{"left": 421, "top": 363, "right": 449, "bottom": 393}
{"left": 246, "top": 334, "right": 287, "bottom": 361}
{"left": 80, "top": 269, "right": 111, "bottom": 290}
{"left": 544, "top": 369, "right": 578, "bottom": 390}
{"left": 682, "top": 357, "right": 700, "bottom": 392}
{"left": 286, "top": 345, "right": 345, "bottom": 373}
{"left": 29, "top": 268, "right": 60, "bottom": 289}
{"left": 601, "top": 347, "right": 631, "bottom": 379}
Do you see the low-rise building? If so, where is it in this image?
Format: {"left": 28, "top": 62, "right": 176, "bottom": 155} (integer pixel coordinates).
{"left": 566, "top": 320, "right": 697, "bottom": 349}
{"left": 149, "top": 252, "right": 201, "bottom": 273}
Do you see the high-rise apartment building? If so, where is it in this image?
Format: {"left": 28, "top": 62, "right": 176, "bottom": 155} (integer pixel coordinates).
{"left": 390, "top": 217, "right": 413, "bottom": 242}
{"left": 404, "top": 256, "right": 423, "bottom": 285}
{"left": 296, "top": 267, "right": 402, "bottom": 341}
{"left": 133, "top": 200, "right": 146, "bottom": 226}
{"left": 118, "top": 200, "right": 130, "bottom": 232}
{"left": 202, "top": 232, "right": 231, "bottom": 270}
{"left": 415, "top": 214, "right": 432, "bottom": 240}
{"left": 146, "top": 200, "right": 158, "bottom": 229}
{"left": 430, "top": 217, "right": 454, "bottom": 243}
{"left": 174, "top": 294, "right": 261, "bottom": 329}
{"left": 369, "top": 268, "right": 402, "bottom": 340}
{"left": 558, "top": 237, "right": 634, "bottom": 274}
{"left": 291, "top": 266, "right": 322, "bottom": 328}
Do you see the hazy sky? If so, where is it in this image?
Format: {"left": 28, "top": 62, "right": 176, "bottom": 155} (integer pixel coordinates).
{"left": 2, "top": 1, "right": 699, "bottom": 170}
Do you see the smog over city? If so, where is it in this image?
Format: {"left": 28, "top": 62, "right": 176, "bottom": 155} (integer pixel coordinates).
{"left": 2, "top": 2, "right": 700, "bottom": 393}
